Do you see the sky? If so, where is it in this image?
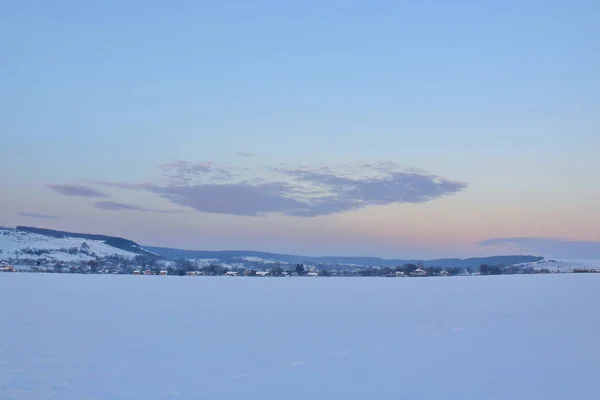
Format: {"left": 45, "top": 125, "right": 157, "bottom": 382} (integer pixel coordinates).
{"left": 1, "top": 0, "right": 599, "bottom": 259}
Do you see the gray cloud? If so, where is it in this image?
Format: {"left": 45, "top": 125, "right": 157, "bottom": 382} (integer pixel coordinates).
{"left": 479, "top": 237, "right": 600, "bottom": 259}
{"left": 90, "top": 180, "right": 153, "bottom": 190}
{"left": 152, "top": 183, "right": 307, "bottom": 216}
{"left": 17, "top": 212, "right": 63, "bottom": 219}
{"left": 47, "top": 184, "right": 108, "bottom": 198}
{"left": 238, "top": 152, "right": 253, "bottom": 157}
{"left": 281, "top": 167, "right": 466, "bottom": 215}
{"left": 160, "top": 161, "right": 237, "bottom": 185}
{"left": 89, "top": 161, "right": 467, "bottom": 217}
{"left": 93, "top": 201, "right": 183, "bottom": 214}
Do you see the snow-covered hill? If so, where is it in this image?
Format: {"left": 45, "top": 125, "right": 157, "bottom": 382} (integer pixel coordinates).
{"left": 510, "top": 259, "right": 600, "bottom": 273}
{"left": 0, "top": 227, "right": 151, "bottom": 264}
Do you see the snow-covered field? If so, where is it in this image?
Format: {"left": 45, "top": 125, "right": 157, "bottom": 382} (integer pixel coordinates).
{"left": 0, "top": 228, "right": 138, "bottom": 262}
{"left": 1, "top": 274, "right": 599, "bottom": 399}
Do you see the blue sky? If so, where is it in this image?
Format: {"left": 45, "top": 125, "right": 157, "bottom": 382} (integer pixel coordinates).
{"left": 1, "top": 0, "right": 599, "bottom": 259}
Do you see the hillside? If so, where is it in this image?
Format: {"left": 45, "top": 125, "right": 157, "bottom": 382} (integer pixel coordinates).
{"left": 511, "top": 258, "right": 600, "bottom": 273}
{"left": 144, "top": 246, "right": 543, "bottom": 269}
{"left": 0, "top": 225, "right": 544, "bottom": 270}
{"left": 0, "top": 226, "right": 155, "bottom": 265}
{"left": 16, "top": 226, "right": 153, "bottom": 255}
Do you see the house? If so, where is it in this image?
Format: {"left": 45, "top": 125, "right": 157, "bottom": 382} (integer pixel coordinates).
{"left": 439, "top": 270, "right": 450, "bottom": 277}
{"left": 160, "top": 270, "right": 169, "bottom": 276}
{"left": 143, "top": 269, "right": 152, "bottom": 275}
{"left": 395, "top": 271, "right": 406, "bottom": 277}
{"left": 255, "top": 271, "right": 270, "bottom": 277}
{"left": 133, "top": 270, "right": 141, "bottom": 275}
{"left": 2, "top": 265, "right": 15, "bottom": 272}
{"left": 186, "top": 271, "right": 196, "bottom": 276}
{"left": 307, "top": 272, "right": 319, "bottom": 277}
{"left": 225, "top": 271, "right": 239, "bottom": 276}
{"left": 411, "top": 268, "right": 427, "bottom": 277}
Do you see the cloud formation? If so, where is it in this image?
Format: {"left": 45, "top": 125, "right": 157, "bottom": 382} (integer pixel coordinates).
{"left": 94, "top": 201, "right": 183, "bottom": 214}
{"left": 85, "top": 160, "right": 467, "bottom": 217}
{"left": 160, "top": 161, "right": 237, "bottom": 184}
{"left": 278, "top": 165, "right": 466, "bottom": 216}
{"left": 479, "top": 237, "right": 600, "bottom": 259}
{"left": 237, "top": 152, "right": 253, "bottom": 157}
{"left": 47, "top": 184, "right": 107, "bottom": 198}
{"left": 17, "top": 212, "right": 63, "bottom": 219}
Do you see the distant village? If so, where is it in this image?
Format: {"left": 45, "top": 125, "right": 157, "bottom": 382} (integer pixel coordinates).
{"left": 4, "top": 226, "right": 599, "bottom": 277}
{"left": 2, "top": 255, "right": 598, "bottom": 277}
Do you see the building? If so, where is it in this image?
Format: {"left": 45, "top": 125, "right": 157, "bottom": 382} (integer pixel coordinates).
{"left": 307, "top": 272, "right": 319, "bottom": 277}
{"left": 411, "top": 268, "right": 427, "bottom": 277}
{"left": 186, "top": 271, "right": 196, "bottom": 276}
{"left": 143, "top": 270, "right": 152, "bottom": 275}
{"left": 1, "top": 265, "right": 15, "bottom": 272}
{"left": 225, "top": 271, "right": 239, "bottom": 276}
{"left": 439, "top": 270, "right": 450, "bottom": 277}
{"left": 160, "top": 270, "right": 169, "bottom": 276}
{"left": 395, "top": 271, "right": 406, "bottom": 277}
{"left": 305, "top": 265, "right": 317, "bottom": 273}
{"left": 133, "top": 270, "right": 141, "bottom": 275}
{"left": 255, "top": 271, "right": 270, "bottom": 277}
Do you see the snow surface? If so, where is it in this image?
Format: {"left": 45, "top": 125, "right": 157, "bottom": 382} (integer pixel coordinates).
{"left": 0, "top": 228, "right": 139, "bottom": 262}
{"left": 1, "top": 274, "right": 599, "bottom": 399}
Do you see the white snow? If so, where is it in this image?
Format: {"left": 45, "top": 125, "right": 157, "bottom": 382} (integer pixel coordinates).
{"left": 511, "top": 258, "right": 600, "bottom": 272}
{"left": 0, "top": 227, "right": 139, "bottom": 263}
{"left": 555, "top": 258, "right": 600, "bottom": 269}
{"left": 137, "top": 246, "right": 159, "bottom": 256}
{"left": 221, "top": 262, "right": 245, "bottom": 269}
{"left": 1, "top": 274, "right": 599, "bottom": 399}
{"left": 191, "top": 258, "right": 220, "bottom": 265}
{"left": 239, "top": 256, "right": 280, "bottom": 264}
{"left": 156, "top": 259, "right": 177, "bottom": 268}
